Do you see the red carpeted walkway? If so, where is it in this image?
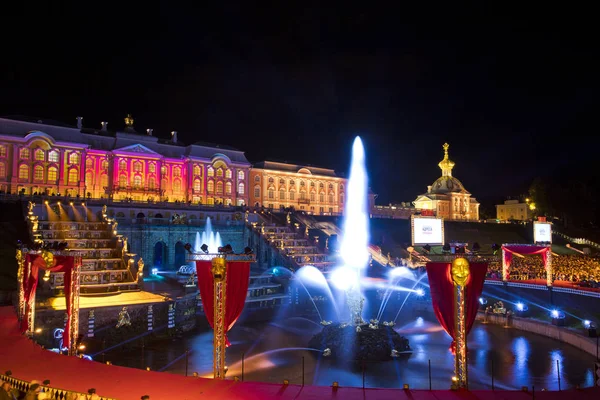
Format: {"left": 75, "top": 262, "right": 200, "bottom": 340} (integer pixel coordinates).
{"left": 0, "top": 307, "right": 598, "bottom": 400}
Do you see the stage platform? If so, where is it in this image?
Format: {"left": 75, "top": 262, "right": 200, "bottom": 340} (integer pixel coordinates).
{"left": 1, "top": 307, "right": 599, "bottom": 400}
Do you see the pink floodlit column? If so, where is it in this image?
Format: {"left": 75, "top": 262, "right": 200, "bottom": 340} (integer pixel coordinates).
{"left": 501, "top": 247, "right": 508, "bottom": 281}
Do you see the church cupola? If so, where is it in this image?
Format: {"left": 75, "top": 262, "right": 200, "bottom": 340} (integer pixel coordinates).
{"left": 438, "top": 142, "right": 455, "bottom": 177}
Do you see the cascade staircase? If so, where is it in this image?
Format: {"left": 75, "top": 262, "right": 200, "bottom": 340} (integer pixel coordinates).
{"left": 28, "top": 203, "right": 140, "bottom": 295}
{"left": 253, "top": 212, "right": 337, "bottom": 272}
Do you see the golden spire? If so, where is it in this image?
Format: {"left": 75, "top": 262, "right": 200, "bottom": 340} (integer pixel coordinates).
{"left": 438, "top": 142, "right": 455, "bottom": 177}
{"left": 124, "top": 114, "right": 134, "bottom": 128}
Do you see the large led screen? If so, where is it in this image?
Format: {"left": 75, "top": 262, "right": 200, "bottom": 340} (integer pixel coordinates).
{"left": 534, "top": 222, "right": 552, "bottom": 243}
{"left": 412, "top": 217, "right": 444, "bottom": 246}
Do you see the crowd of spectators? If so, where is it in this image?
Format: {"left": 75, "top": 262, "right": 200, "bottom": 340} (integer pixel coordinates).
{"left": 485, "top": 254, "right": 600, "bottom": 287}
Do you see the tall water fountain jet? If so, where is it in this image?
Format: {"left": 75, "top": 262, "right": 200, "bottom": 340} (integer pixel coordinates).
{"left": 196, "top": 217, "right": 223, "bottom": 253}
{"left": 339, "top": 137, "right": 370, "bottom": 325}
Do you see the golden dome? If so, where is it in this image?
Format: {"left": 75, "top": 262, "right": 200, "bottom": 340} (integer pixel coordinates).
{"left": 438, "top": 143, "right": 455, "bottom": 177}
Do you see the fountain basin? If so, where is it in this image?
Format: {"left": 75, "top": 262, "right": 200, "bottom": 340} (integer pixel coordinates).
{"left": 308, "top": 323, "right": 411, "bottom": 362}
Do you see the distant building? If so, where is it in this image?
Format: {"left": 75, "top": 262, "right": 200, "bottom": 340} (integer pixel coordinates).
{"left": 0, "top": 115, "right": 251, "bottom": 205}
{"left": 496, "top": 199, "right": 531, "bottom": 221}
{"left": 413, "top": 143, "right": 480, "bottom": 221}
{"left": 370, "top": 202, "right": 415, "bottom": 219}
{"left": 249, "top": 161, "right": 347, "bottom": 214}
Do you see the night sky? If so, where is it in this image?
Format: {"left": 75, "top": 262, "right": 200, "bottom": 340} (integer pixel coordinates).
{"left": 2, "top": 4, "right": 596, "bottom": 207}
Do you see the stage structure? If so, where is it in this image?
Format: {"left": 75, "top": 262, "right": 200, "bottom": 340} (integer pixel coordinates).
{"left": 501, "top": 244, "right": 552, "bottom": 286}
{"left": 17, "top": 249, "right": 82, "bottom": 356}
{"left": 187, "top": 251, "right": 255, "bottom": 379}
{"left": 411, "top": 215, "right": 445, "bottom": 247}
{"left": 425, "top": 258, "right": 487, "bottom": 389}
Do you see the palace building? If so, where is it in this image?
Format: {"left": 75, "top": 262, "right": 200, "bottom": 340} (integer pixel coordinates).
{"left": 413, "top": 143, "right": 480, "bottom": 221}
{"left": 0, "top": 115, "right": 251, "bottom": 205}
{"left": 249, "top": 161, "right": 346, "bottom": 214}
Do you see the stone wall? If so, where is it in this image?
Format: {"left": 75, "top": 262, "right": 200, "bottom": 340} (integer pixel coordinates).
{"left": 118, "top": 224, "right": 249, "bottom": 271}
{"left": 477, "top": 312, "right": 599, "bottom": 357}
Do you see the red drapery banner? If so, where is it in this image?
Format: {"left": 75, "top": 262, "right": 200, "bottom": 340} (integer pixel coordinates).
{"left": 21, "top": 254, "right": 75, "bottom": 347}
{"left": 425, "top": 262, "right": 487, "bottom": 350}
{"left": 502, "top": 245, "right": 549, "bottom": 278}
{"left": 195, "top": 260, "right": 251, "bottom": 346}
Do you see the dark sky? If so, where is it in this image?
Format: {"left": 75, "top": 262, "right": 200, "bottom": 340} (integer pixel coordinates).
{"left": 1, "top": 3, "right": 596, "bottom": 206}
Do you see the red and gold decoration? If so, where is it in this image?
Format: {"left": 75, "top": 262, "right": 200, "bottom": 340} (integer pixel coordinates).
{"left": 18, "top": 249, "right": 82, "bottom": 356}
{"left": 426, "top": 258, "right": 487, "bottom": 389}
{"left": 501, "top": 244, "right": 552, "bottom": 286}
{"left": 190, "top": 251, "right": 254, "bottom": 379}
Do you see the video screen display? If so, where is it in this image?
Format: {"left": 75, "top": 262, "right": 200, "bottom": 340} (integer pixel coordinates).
{"left": 534, "top": 222, "right": 552, "bottom": 243}
{"left": 412, "top": 217, "right": 444, "bottom": 245}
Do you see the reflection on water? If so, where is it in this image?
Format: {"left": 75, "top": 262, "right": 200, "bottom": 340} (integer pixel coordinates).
{"left": 106, "top": 311, "right": 596, "bottom": 390}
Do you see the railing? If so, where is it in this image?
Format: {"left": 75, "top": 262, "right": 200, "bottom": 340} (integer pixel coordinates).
{"left": 0, "top": 374, "right": 117, "bottom": 400}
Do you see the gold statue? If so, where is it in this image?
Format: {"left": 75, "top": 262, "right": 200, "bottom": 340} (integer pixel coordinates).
{"left": 124, "top": 114, "right": 134, "bottom": 127}
{"left": 41, "top": 250, "right": 56, "bottom": 269}
{"left": 451, "top": 257, "right": 470, "bottom": 286}
{"left": 211, "top": 257, "right": 227, "bottom": 282}
{"left": 137, "top": 257, "right": 144, "bottom": 276}
{"left": 102, "top": 204, "right": 107, "bottom": 217}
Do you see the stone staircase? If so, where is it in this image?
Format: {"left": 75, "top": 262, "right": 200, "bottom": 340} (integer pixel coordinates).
{"left": 256, "top": 218, "right": 337, "bottom": 272}
{"left": 29, "top": 203, "right": 140, "bottom": 295}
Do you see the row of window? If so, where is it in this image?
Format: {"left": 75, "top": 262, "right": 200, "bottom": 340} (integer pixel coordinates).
{"left": 7, "top": 164, "right": 79, "bottom": 184}
{"left": 258, "top": 176, "right": 342, "bottom": 191}
{"left": 256, "top": 186, "right": 344, "bottom": 203}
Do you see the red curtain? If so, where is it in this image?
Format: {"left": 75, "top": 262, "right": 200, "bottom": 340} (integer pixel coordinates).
{"left": 196, "top": 260, "right": 251, "bottom": 346}
{"left": 425, "top": 262, "right": 488, "bottom": 350}
{"left": 21, "top": 254, "right": 75, "bottom": 347}
{"left": 502, "top": 245, "right": 550, "bottom": 276}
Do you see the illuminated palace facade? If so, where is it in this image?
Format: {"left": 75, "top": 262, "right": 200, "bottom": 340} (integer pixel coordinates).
{"left": 0, "top": 116, "right": 252, "bottom": 205}
{"left": 413, "top": 143, "right": 480, "bottom": 221}
{"left": 250, "top": 161, "right": 346, "bottom": 214}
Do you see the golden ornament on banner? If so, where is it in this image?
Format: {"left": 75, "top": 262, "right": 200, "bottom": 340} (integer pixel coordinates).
{"left": 451, "top": 257, "right": 470, "bottom": 286}
{"left": 41, "top": 250, "right": 56, "bottom": 269}
{"left": 211, "top": 257, "right": 227, "bottom": 282}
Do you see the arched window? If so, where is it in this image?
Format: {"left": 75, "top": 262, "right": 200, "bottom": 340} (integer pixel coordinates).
{"left": 225, "top": 169, "right": 232, "bottom": 179}
{"left": 0, "top": 145, "right": 6, "bottom": 157}
{"left": 268, "top": 188, "right": 274, "bottom": 199}
{"left": 279, "top": 188, "right": 285, "bottom": 200}
{"left": 85, "top": 158, "right": 94, "bottom": 169}
{"left": 68, "top": 168, "right": 78, "bottom": 185}
{"left": 300, "top": 181, "right": 305, "bottom": 187}
{"left": 238, "top": 182, "right": 245, "bottom": 195}
{"left": 86, "top": 171, "right": 94, "bottom": 185}
{"left": 0, "top": 162, "right": 5, "bottom": 178}
{"left": 20, "top": 148, "right": 30, "bottom": 159}
{"left": 237, "top": 171, "right": 245, "bottom": 180}
{"left": 289, "top": 189, "right": 295, "bottom": 201}
{"left": 133, "top": 175, "right": 142, "bottom": 188}
{"left": 148, "top": 176, "right": 156, "bottom": 190}
{"left": 173, "top": 179, "right": 181, "bottom": 192}
{"left": 319, "top": 193, "right": 325, "bottom": 202}
{"left": 193, "top": 165, "right": 201, "bottom": 176}
{"left": 207, "top": 180, "right": 214, "bottom": 194}
{"left": 148, "top": 163, "right": 156, "bottom": 173}
{"left": 289, "top": 180, "right": 295, "bottom": 186}
{"left": 101, "top": 174, "right": 108, "bottom": 189}
{"left": 340, "top": 193, "right": 345, "bottom": 204}
{"left": 173, "top": 166, "right": 181, "bottom": 177}
{"left": 310, "top": 182, "right": 315, "bottom": 188}
{"left": 34, "top": 149, "right": 45, "bottom": 161}
{"left": 193, "top": 178, "right": 201, "bottom": 192}
{"left": 133, "top": 161, "right": 142, "bottom": 173}
{"left": 48, "top": 151, "right": 59, "bottom": 163}
{"left": 216, "top": 168, "right": 223, "bottom": 178}
{"left": 160, "top": 165, "right": 167, "bottom": 175}
{"left": 225, "top": 182, "right": 232, "bottom": 195}
{"left": 207, "top": 167, "right": 214, "bottom": 177}
{"left": 48, "top": 166, "right": 58, "bottom": 182}
{"left": 161, "top": 177, "right": 168, "bottom": 189}
{"left": 119, "top": 174, "right": 127, "bottom": 187}
{"left": 119, "top": 159, "right": 127, "bottom": 171}
{"left": 101, "top": 159, "right": 108, "bottom": 170}
{"left": 216, "top": 181, "right": 223, "bottom": 195}
{"left": 310, "top": 192, "right": 316, "bottom": 201}
{"left": 69, "top": 152, "right": 80, "bottom": 165}
{"left": 279, "top": 178, "right": 285, "bottom": 186}
{"left": 268, "top": 177, "right": 274, "bottom": 184}
{"left": 329, "top": 183, "right": 334, "bottom": 190}
{"left": 319, "top": 183, "right": 324, "bottom": 189}
{"left": 254, "top": 175, "right": 260, "bottom": 183}
{"left": 254, "top": 186, "right": 260, "bottom": 198}
{"left": 34, "top": 165, "right": 44, "bottom": 181}
{"left": 18, "top": 164, "right": 29, "bottom": 180}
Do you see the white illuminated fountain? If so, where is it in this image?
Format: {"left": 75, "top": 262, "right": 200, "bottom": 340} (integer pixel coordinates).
{"left": 302, "top": 137, "right": 413, "bottom": 360}
{"left": 195, "top": 217, "right": 223, "bottom": 253}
